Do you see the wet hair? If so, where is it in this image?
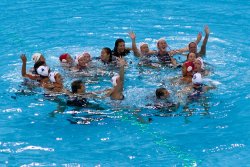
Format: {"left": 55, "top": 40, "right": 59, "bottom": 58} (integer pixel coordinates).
{"left": 186, "top": 53, "right": 191, "bottom": 61}
{"left": 102, "top": 47, "right": 112, "bottom": 62}
{"left": 188, "top": 42, "right": 197, "bottom": 48}
{"left": 112, "top": 38, "right": 130, "bottom": 57}
{"left": 34, "top": 61, "right": 46, "bottom": 74}
{"left": 71, "top": 80, "right": 83, "bottom": 93}
{"left": 155, "top": 88, "right": 167, "bottom": 99}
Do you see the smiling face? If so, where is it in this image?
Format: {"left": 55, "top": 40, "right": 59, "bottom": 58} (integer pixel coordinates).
{"left": 78, "top": 56, "right": 88, "bottom": 67}
{"left": 140, "top": 44, "right": 149, "bottom": 54}
{"left": 189, "top": 42, "right": 197, "bottom": 53}
{"left": 78, "top": 53, "right": 91, "bottom": 67}
{"left": 187, "top": 53, "right": 196, "bottom": 62}
{"left": 194, "top": 59, "right": 202, "bottom": 72}
{"left": 101, "top": 49, "right": 110, "bottom": 62}
{"left": 117, "top": 42, "right": 125, "bottom": 53}
{"left": 157, "top": 39, "right": 167, "bottom": 51}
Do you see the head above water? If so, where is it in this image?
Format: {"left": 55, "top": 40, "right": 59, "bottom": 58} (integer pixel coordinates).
{"left": 32, "top": 52, "right": 45, "bottom": 63}
{"left": 101, "top": 47, "right": 112, "bottom": 63}
{"left": 157, "top": 38, "right": 168, "bottom": 51}
{"left": 194, "top": 57, "right": 205, "bottom": 72}
{"left": 76, "top": 52, "right": 91, "bottom": 67}
{"left": 71, "top": 80, "right": 85, "bottom": 94}
{"left": 188, "top": 42, "right": 197, "bottom": 54}
{"left": 59, "top": 53, "right": 73, "bottom": 63}
{"left": 34, "top": 61, "right": 50, "bottom": 77}
{"left": 187, "top": 52, "right": 196, "bottom": 62}
{"left": 139, "top": 43, "right": 149, "bottom": 54}
{"left": 114, "top": 38, "right": 126, "bottom": 53}
{"left": 156, "top": 88, "right": 170, "bottom": 99}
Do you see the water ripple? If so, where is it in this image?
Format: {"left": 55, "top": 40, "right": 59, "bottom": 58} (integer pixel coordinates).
{"left": 16, "top": 146, "right": 54, "bottom": 153}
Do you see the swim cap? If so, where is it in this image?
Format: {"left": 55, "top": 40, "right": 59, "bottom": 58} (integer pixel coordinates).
{"left": 59, "top": 53, "right": 70, "bottom": 63}
{"left": 75, "top": 52, "right": 91, "bottom": 65}
{"left": 192, "top": 73, "right": 203, "bottom": 84}
{"left": 184, "top": 61, "right": 194, "bottom": 72}
{"left": 157, "top": 38, "right": 166, "bottom": 43}
{"left": 49, "top": 72, "right": 58, "bottom": 83}
{"left": 139, "top": 42, "right": 148, "bottom": 48}
{"left": 111, "top": 75, "right": 120, "bottom": 86}
{"left": 32, "top": 53, "right": 42, "bottom": 63}
{"left": 37, "top": 65, "right": 49, "bottom": 77}
{"left": 196, "top": 57, "right": 205, "bottom": 70}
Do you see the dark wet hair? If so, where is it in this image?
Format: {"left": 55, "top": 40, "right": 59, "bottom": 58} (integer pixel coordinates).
{"left": 33, "top": 61, "right": 49, "bottom": 79}
{"left": 102, "top": 47, "right": 112, "bottom": 63}
{"left": 112, "top": 38, "right": 130, "bottom": 57}
{"left": 34, "top": 61, "right": 46, "bottom": 74}
{"left": 156, "top": 88, "right": 167, "bottom": 99}
{"left": 71, "top": 80, "right": 83, "bottom": 93}
{"left": 188, "top": 42, "right": 197, "bottom": 48}
{"left": 186, "top": 53, "right": 191, "bottom": 61}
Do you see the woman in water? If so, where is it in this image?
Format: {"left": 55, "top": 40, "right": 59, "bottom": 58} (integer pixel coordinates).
{"left": 112, "top": 38, "right": 131, "bottom": 58}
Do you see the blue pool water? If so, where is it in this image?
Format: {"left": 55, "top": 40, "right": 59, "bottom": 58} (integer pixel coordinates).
{"left": 0, "top": 0, "right": 249, "bottom": 166}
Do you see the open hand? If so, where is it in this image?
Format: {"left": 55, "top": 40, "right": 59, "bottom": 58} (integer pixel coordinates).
{"left": 128, "top": 32, "right": 136, "bottom": 40}
{"left": 20, "top": 54, "right": 27, "bottom": 63}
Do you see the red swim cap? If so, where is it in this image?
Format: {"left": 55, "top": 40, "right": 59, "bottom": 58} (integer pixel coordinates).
{"left": 184, "top": 61, "right": 194, "bottom": 72}
{"left": 59, "top": 53, "right": 70, "bottom": 62}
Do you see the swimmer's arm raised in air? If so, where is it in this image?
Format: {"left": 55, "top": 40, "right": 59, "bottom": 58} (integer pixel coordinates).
{"left": 171, "top": 32, "right": 202, "bottom": 56}
{"left": 129, "top": 32, "right": 141, "bottom": 57}
{"left": 20, "top": 54, "right": 40, "bottom": 80}
{"left": 199, "top": 25, "right": 210, "bottom": 57}
{"left": 117, "top": 58, "right": 125, "bottom": 93}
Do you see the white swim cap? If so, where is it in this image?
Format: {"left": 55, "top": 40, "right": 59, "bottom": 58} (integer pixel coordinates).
{"left": 37, "top": 65, "right": 49, "bottom": 77}
{"left": 111, "top": 75, "right": 120, "bottom": 86}
{"left": 75, "top": 52, "right": 91, "bottom": 65}
{"left": 157, "top": 38, "right": 166, "bottom": 43}
{"left": 32, "top": 53, "right": 42, "bottom": 63}
{"left": 192, "top": 73, "right": 203, "bottom": 84}
{"left": 196, "top": 57, "right": 205, "bottom": 70}
{"left": 139, "top": 42, "right": 148, "bottom": 48}
{"left": 49, "top": 72, "right": 58, "bottom": 83}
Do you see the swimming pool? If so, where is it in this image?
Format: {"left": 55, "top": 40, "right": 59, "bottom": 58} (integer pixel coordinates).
{"left": 0, "top": 0, "right": 249, "bottom": 166}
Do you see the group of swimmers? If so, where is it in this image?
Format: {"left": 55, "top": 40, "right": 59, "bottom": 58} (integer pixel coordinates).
{"left": 20, "top": 25, "right": 215, "bottom": 111}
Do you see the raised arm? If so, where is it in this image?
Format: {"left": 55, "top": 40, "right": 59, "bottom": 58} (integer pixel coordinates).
{"left": 21, "top": 54, "right": 40, "bottom": 80}
{"left": 21, "top": 54, "right": 27, "bottom": 77}
{"left": 199, "top": 25, "right": 210, "bottom": 57}
{"left": 128, "top": 32, "right": 141, "bottom": 57}
{"left": 195, "top": 32, "right": 202, "bottom": 45}
{"left": 117, "top": 57, "right": 125, "bottom": 93}
{"left": 107, "top": 58, "right": 126, "bottom": 100}
{"left": 170, "top": 32, "right": 202, "bottom": 56}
